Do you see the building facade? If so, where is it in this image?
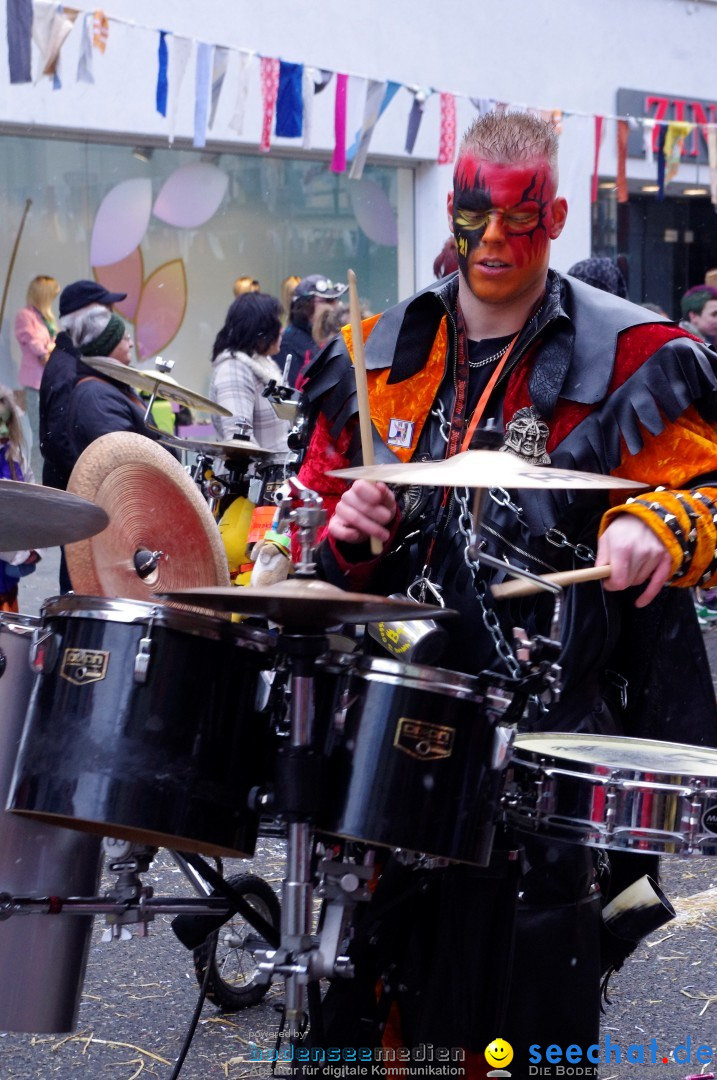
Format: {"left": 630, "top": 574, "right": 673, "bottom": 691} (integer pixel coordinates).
{"left": 1, "top": 0, "right": 717, "bottom": 392}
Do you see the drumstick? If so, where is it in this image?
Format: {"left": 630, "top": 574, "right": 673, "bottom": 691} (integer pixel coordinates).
{"left": 347, "top": 269, "right": 382, "bottom": 557}
{"left": 491, "top": 563, "right": 612, "bottom": 599}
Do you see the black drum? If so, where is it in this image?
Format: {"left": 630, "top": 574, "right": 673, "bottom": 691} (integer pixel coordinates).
{"left": 317, "top": 654, "right": 520, "bottom": 866}
{"left": 0, "top": 613, "right": 102, "bottom": 1033}
{"left": 9, "top": 596, "right": 275, "bottom": 858}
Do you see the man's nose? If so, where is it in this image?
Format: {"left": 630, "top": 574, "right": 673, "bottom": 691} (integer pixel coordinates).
{"left": 481, "top": 210, "right": 506, "bottom": 242}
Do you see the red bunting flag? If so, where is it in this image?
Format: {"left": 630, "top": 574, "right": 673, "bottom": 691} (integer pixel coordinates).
{"left": 438, "top": 92, "right": 456, "bottom": 165}
{"left": 260, "top": 56, "right": 280, "bottom": 153}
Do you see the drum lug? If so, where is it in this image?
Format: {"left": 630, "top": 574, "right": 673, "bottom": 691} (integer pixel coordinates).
{"left": 0, "top": 648, "right": 5, "bottom": 679}
{"left": 29, "top": 629, "right": 59, "bottom": 674}
{"left": 134, "top": 635, "right": 153, "bottom": 684}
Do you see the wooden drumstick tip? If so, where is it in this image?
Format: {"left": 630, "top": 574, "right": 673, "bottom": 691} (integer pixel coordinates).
{"left": 491, "top": 563, "right": 612, "bottom": 600}
{"left": 347, "top": 268, "right": 382, "bottom": 558}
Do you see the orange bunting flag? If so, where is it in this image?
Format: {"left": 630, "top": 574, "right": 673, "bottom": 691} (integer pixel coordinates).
{"left": 93, "top": 10, "right": 109, "bottom": 53}
{"left": 591, "top": 115, "right": 603, "bottom": 203}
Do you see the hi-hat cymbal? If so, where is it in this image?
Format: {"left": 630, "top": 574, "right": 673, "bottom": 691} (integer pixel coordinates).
{"left": 150, "top": 428, "right": 271, "bottom": 460}
{"left": 156, "top": 579, "right": 454, "bottom": 628}
{"left": 66, "top": 431, "right": 229, "bottom": 601}
{"left": 330, "top": 450, "right": 649, "bottom": 491}
{"left": 0, "top": 479, "right": 109, "bottom": 549}
{"left": 82, "top": 356, "right": 231, "bottom": 416}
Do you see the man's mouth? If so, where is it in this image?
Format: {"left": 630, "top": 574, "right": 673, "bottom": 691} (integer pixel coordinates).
{"left": 476, "top": 258, "right": 511, "bottom": 271}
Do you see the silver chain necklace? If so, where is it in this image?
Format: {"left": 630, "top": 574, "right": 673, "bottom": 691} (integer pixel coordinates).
{"left": 467, "top": 342, "right": 511, "bottom": 369}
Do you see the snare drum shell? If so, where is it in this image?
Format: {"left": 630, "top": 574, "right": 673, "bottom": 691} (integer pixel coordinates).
{"left": 9, "top": 597, "right": 274, "bottom": 858}
{"left": 318, "top": 655, "right": 510, "bottom": 867}
{"left": 504, "top": 733, "right": 717, "bottom": 857}
{"left": 0, "top": 615, "right": 101, "bottom": 1033}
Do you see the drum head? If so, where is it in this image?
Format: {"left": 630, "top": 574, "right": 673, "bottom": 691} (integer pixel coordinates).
{"left": 66, "top": 431, "right": 229, "bottom": 600}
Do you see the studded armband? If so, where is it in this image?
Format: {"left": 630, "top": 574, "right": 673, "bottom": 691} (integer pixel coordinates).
{"left": 599, "top": 485, "right": 717, "bottom": 587}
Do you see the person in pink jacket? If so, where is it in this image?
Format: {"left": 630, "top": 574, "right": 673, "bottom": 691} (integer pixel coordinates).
{"left": 14, "top": 274, "right": 60, "bottom": 476}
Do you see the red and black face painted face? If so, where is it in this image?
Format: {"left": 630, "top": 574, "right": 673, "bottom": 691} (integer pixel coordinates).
{"left": 449, "top": 155, "right": 565, "bottom": 306}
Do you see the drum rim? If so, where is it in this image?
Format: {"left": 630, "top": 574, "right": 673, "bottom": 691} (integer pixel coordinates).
{"left": 0, "top": 611, "right": 41, "bottom": 635}
{"left": 317, "top": 650, "right": 491, "bottom": 702}
{"left": 40, "top": 593, "right": 275, "bottom": 652}
{"left": 511, "top": 731, "right": 717, "bottom": 778}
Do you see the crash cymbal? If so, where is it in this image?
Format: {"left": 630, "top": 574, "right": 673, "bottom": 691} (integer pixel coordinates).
{"left": 0, "top": 479, "right": 109, "bottom": 549}
{"left": 156, "top": 579, "right": 454, "bottom": 628}
{"left": 151, "top": 428, "right": 272, "bottom": 460}
{"left": 82, "top": 356, "right": 231, "bottom": 416}
{"left": 66, "top": 431, "right": 229, "bottom": 601}
{"left": 330, "top": 450, "right": 649, "bottom": 491}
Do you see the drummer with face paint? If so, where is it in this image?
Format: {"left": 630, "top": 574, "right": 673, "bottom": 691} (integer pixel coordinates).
{"left": 297, "top": 111, "right": 717, "bottom": 1074}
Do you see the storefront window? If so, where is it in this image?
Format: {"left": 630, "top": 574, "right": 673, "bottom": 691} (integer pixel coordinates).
{"left": 0, "top": 134, "right": 408, "bottom": 392}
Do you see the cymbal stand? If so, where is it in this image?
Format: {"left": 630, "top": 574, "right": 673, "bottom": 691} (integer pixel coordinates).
{"left": 253, "top": 483, "right": 372, "bottom": 1040}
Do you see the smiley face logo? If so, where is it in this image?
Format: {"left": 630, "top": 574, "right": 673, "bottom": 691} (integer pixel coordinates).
{"left": 485, "top": 1038, "right": 514, "bottom": 1070}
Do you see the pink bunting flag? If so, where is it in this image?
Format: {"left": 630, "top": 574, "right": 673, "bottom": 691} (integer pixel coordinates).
{"left": 591, "top": 115, "right": 604, "bottom": 204}
{"left": 260, "top": 56, "right": 280, "bottom": 153}
{"left": 331, "top": 73, "right": 348, "bottom": 173}
{"left": 437, "top": 92, "right": 456, "bottom": 165}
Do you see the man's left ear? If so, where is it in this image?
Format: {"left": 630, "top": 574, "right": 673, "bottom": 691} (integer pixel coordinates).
{"left": 549, "top": 197, "right": 568, "bottom": 240}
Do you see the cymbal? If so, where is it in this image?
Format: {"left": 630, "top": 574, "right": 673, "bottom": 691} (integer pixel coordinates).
{"left": 150, "top": 428, "right": 272, "bottom": 460}
{"left": 156, "top": 579, "right": 454, "bottom": 628}
{"left": 66, "top": 431, "right": 229, "bottom": 601}
{"left": 0, "top": 479, "right": 109, "bottom": 549}
{"left": 82, "top": 356, "right": 231, "bottom": 417}
{"left": 330, "top": 450, "right": 649, "bottom": 491}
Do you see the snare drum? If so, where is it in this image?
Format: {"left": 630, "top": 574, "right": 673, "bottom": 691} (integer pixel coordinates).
{"left": 503, "top": 732, "right": 717, "bottom": 856}
{"left": 318, "top": 654, "right": 520, "bottom": 867}
{"left": 0, "top": 613, "right": 102, "bottom": 1032}
{"left": 9, "top": 596, "right": 274, "bottom": 858}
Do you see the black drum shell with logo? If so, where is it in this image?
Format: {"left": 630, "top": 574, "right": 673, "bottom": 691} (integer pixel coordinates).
{"left": 9, "top": 596, "right": 274, "bottom": 858}
{"left": 317, "top": 654, "right": 515, "bottom": 866}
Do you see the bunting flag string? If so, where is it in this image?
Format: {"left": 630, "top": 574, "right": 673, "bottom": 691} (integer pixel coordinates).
{"left": 330, "top": 72, "right": 348, "bottom": 174}
{"left": 208, "top": 45, "right": 229, "bottom": 129}
{"left": 9, "top": 0, "right": 717, "bottom": 176}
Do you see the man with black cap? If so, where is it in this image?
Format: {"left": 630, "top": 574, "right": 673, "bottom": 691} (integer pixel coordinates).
{"left": 274, "top": 274, "right": 347, "bottom": 388}
{"left": 39, "top": 279, "right": 127, "bottom": 492}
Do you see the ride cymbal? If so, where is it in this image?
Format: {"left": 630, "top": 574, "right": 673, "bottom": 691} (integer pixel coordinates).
{"left": 156, "top": 579, "right": 454, "bottom": 628}
{"left": 0, "top": 479, "right": 109, "bottom": 550}
{"left": 330, "top": 450, "right": 649, "bottom": 491}
{"left": 65, "top": 431, "right": 229, "bottom": 600}
{"left": 82, "top": 356, "right": 231, "bottom": 416}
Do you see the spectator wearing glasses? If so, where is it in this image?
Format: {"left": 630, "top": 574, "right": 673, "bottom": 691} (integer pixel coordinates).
{"left": 274, "top": 275, "right": 348, "bottom": 388}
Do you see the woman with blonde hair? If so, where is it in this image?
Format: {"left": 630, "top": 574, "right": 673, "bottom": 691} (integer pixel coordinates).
{"left": 14, "top": 274, "right": 60, "bottom": 476}
{"left": 0, "top": 385, "right": 40, "bottom": 611}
